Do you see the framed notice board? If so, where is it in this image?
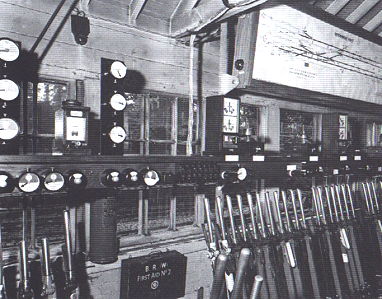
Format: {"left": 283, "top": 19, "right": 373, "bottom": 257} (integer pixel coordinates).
{"left": 120, "top": 250, "right": 187, "bottom": 299}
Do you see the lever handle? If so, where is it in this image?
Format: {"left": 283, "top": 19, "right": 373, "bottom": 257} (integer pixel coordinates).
{"left": 289, "top": 190, "right": 300, "bottom": 230}
{"left": 256, "top": 193, "right": 267, "bottom": 239}
{"left": 281, "top": 191, "right": 292, "bottom": 232}
{"left": 247, "top": 193, "right": 259, "bottom": 240}
{"left": 296, "top": 189, "right": 307, "bottom": 229}
{"left": 231, "top": 248, "right": 251, "bottom": 299}
{"left": 264, "top": 192, "right": 276, "bottom": 236}
{"left": 249, "top": 275, "right": 263, "bottom": 299}
{"left": 273, "top": 191, "right": 285, "bottom": 234}
{"left": 210, "top": 254, "right": 228, "bottom": 299}
{"left": 236, "top": 194, "right": 248, "bottom": 242}
{"left": 203, "top": 197, "right": 215, "bottom": 246}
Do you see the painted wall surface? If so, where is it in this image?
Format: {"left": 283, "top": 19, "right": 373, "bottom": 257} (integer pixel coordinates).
{"left": 252, "top": 5, "right": 382, "bottom": 104}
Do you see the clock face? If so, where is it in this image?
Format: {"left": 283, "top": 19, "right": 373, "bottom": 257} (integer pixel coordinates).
{"left": 44, "top": 172, "right": 65, "bottom": 191}
{"left": 18, "top": 172, "right": 41, "bottom": 193}
{"left": 0, "top": 79, "right": 19, "bottom": 101}
{"left": 142, "top": 169, "right": 160, "bottom": 187}
{"left": 110, "top": 93, "right": 127, "bottom": 111}
{"left": 109, "top": 126, "right": 126, "bottom": 144}
{"left": 237, "top": 167, "right": 247, "bottom": 181}
{"left": 110, "top": 61, "right": 127, "bottom": 79}
{"left": 0, "top": 118, "right": 19, "bottom": 140}
{"left": 0, "top": 39, "right": 20, "bottom": 62}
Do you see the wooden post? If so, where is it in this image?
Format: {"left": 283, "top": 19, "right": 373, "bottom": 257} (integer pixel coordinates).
{"left": 169, "top": 195, "right": 177, "bottom": 231}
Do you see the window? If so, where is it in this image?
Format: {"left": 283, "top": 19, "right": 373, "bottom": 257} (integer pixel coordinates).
{"left": 280, "top": 109, "right": 320, "bottom": 153}
{"left": 240, "top": 104, "right": 260, "bottom": 137}
{"left": 123, "top": 93, "right": 200, "bottom": 155}
{"left": 26, "top": 80, "right": 69, "bottom": 154}
{"left": 366, "top": 122, "right": 382, "bottom": 147}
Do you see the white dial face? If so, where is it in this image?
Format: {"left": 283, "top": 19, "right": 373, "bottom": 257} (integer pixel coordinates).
{"left": 110, "top": 93, "right": 127, "bottom": 111}
{"left": 0, "top": 39, "right": 20, "bottom": 62}
{"left": 143, "top": 170, "right": 160, "bottom": 186}
{"left": 237, "top": 167, "right": 247, "bottom": 181}
{"left": 109, "top": 126, "right": 126, "bottom": 144}
{"left": 18, "top": 173, "right": 40, "bottom": 193}
{"left": 110, "top": 61, "right": 127, "bottom": 79}
{"left": 0, "top": 118, "right": 19, "bottom": 140}
{"left": 0, "top": 79, "right": 19, "bottom": 101}
{"left": 44, "top": 172, "right": 65, "bottom": 191}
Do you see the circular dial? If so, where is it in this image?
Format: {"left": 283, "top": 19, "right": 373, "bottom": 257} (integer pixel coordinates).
{"left": 109, "top": 126, "right": 126, "bottom": 144}
{"left": 43, "top": 171, "right": 65, "bottom": 192}
{"left": 109, "top": 93, "right": 127, "bottom": 111}
{"left": 0, "top": 118, "right": 19, "bottom": 140}
{"left": 101, "top": 169, "right": 121, "bottom": 187}
{"left": 0, "top": 39, "right": 20, "bottom": 62}
{"left": 122, "top": 168, "right": 139, "bottom": 186}
{"left": 18, "top": 172, "right": 41, "bottom": 193}
{"left": 0, "top": 79, "right": 19, "bottom": 101}
{"left": 142, "top": 169, "right": 160, "bottom": 187}
{"left": 0, "top": 171, "right": 14, "bottom": 193}
{"left": 237, "top": 167, "right": 247, "bottom": 181}
{"left": 110, "top": 61, "right": 127, "bottom": 79}
{"left": 67, "top": 171, "right": 87, "bottom": 190}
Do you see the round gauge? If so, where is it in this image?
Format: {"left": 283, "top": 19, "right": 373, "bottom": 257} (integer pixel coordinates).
{"left": 0, "top": 39, "right": 20, "bottom": 62}
{"left": 0, "top": 171, "right": 14, "bottom": 193}
{"left": 67, "top": 171, "right": 87, "bottom": 190}
{"left": 237, "top": 167, "right": 247, "bottom": 181}
{"left": 18, "top": 172, "right": 41, "bottom": 193}
{"left": 142, "top": 169, "right": 160, "bottom": 187}
{"left": 110, "top": 93, "right": 127, "bottom": 111}
{"left": 109, "top": 126, "right": 126, "bottom": 144}
{"left": 43, "top": 171, "right": 65, "bottom": 192}
{"left": 0, "top": 79, "right": 19, "bottom": 101}
{"left": 0, "top": 118, "right": 19, "bottom": 140}
{"left": 110, "top": 61, "right": 127, "bottom": 79}
{"left": 101, "top": 169, "right": 122, "bottom": 187}
{"left": 122, "top": 168, "right": 139, "bottom": 186}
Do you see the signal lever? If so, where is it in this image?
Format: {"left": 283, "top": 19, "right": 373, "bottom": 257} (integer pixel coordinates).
{"left": 62, "top": 210, "right": 79, "bottom": 299}
{"left": 0, "top": 225, "right": 6, "bottom": 299}
{"left": 17, "top": 240, "right": 34, "bottom": 299}
{"left": 41, "top": 238, "right": 55, "bottom": 298}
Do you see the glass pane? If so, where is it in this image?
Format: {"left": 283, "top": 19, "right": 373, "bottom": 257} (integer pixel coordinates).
{"left": 177, "top": 98, "right": 198, "bottom": 142}
{"left": 123, "top": 93, "right": 144, "bottom": 154}
{"left": 149, "top": 96, "right": 173, "bottom": 140}
{"left": 36, "top": 81, "right": 67, "bottom": 134}
{"left": 149, "top": 143, "right": 172, "bottom": 155}
{"left": 280, "top": 109, "right": 314, "bottom": 153}
{"left": 240, "top": 104, "right": 260, "bottom": 136}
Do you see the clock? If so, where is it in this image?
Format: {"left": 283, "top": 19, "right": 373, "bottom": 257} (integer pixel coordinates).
{"left": 18, "top": 172, "right": 41, "bottom": 193}
{"left": 43, "top": 171, "right": 65, "bottom": 192}
{"left": 0, "top": 38, "right": 20, "bottom": 62}
{"left": 109, "top": 93, "right": 127, "bottom": 111}
{"left": 0, "top": 118, "right": 19, "bottom": 140}
{"left": 110, "top": 61, "right": 127, "bottom": 79}
{"left": 0, "top": 79, "right": 19, "bottom": 101}
{"left": 109, "top": 126, "right": 126, "bottom": 144}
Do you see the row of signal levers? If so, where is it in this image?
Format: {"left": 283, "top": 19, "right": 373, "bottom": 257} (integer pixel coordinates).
{"left": 203, "top": 181, "right": 382, "bottom": 299}
{"left": 0, "top": 210, "right": 79, "bottom": 299}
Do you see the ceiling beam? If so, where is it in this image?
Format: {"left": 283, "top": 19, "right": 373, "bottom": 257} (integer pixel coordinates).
{"left": 170, "top": 0, "right": 268, "bottom": 37}
{"left": 346, "top": 0, "right": 379, "bottom": 23}
{"left": 364, "top": 9, "right": 382, "bottom": 31}
{"left": 326, "top": 0, "right": 351, "bottom": 14}
{"left": 129, "top": 0, "right": 148, "bottom": 25}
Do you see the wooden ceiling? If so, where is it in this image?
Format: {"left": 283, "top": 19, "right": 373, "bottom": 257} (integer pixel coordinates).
{"left": 89, "top": 0, "right": 382, "bottom": 40}
{"left": 310, "top": 0, "right": 382, "bottom": 38}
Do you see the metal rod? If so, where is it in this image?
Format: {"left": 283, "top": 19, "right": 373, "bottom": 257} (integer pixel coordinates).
{"left": 340, "top": 185, "right": 350, "bottom": 220}
{"left": 231, "top": 248, "right": 251, "bottom": 299}
{"left": 30, "top": 0, "right": 69, "bottom": 53}
{"left": 216, "top": 196, "right": 227, "bottom": 240}
{"left": 265, "top": 192, "right": 275, "bottom": 235}
{"left": 246, "top": 193, "right": 259, "bottom": 240}
{"left": 371, "top": 181, "right": 380, "bottom": 212}
{"left": 361, "top": 183, "right": 371, "bottom": 214}
{"left": 281, "top": 190, "right": 292, "bottom": 232}
{"left": 236, "top": 194, "right": 247, "bottom": 242}
{"left": 366, "top": 182, "right": 376, "bottom": 214}
{"left": 329, "top": 186, "right": 340, "bottom": 222}
{"left": 255, "top": 193, "right": 267, "bottom": 238}
{"left": 289, "top": 189, "right": 300, "bottom": 230}
{"left": 249, "top": 275, "right": 263, "bottom": 299}
{"left": 41, "top": 238, "right": 55, "bottom": 297}
{"left": 296, "top": 189, "right": 307, "bottom": 229}
{"left": 0, "top": 224, "right": 5, "bottom": 299}
{"left": 203, "top": 197, "right": 214, "bottom": 245}
{"left": 324, "top": 186, "right": 334, "bottom": 223}
{"left": 345, "top": 184, "right": 356, "bottom": 219}
{"left": 311, "top": 187, "right": 321, "bottom": 226}
{"left": 334, "top": 185, "right": 345, "bottom": 221}
{"left": 210, "top": 254, "right": 228, "bottom": 299}
{"left": 273, "top": 191, "right": 284, "bottom": 234}
{"left": 225, "top": 195, "right": 237, "bottom": 244}
{"left": 317, "top": 187, "right": 327, "bottom": 225}
{"left": 63, "top": 210, "right": 74, "bottom": 280}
